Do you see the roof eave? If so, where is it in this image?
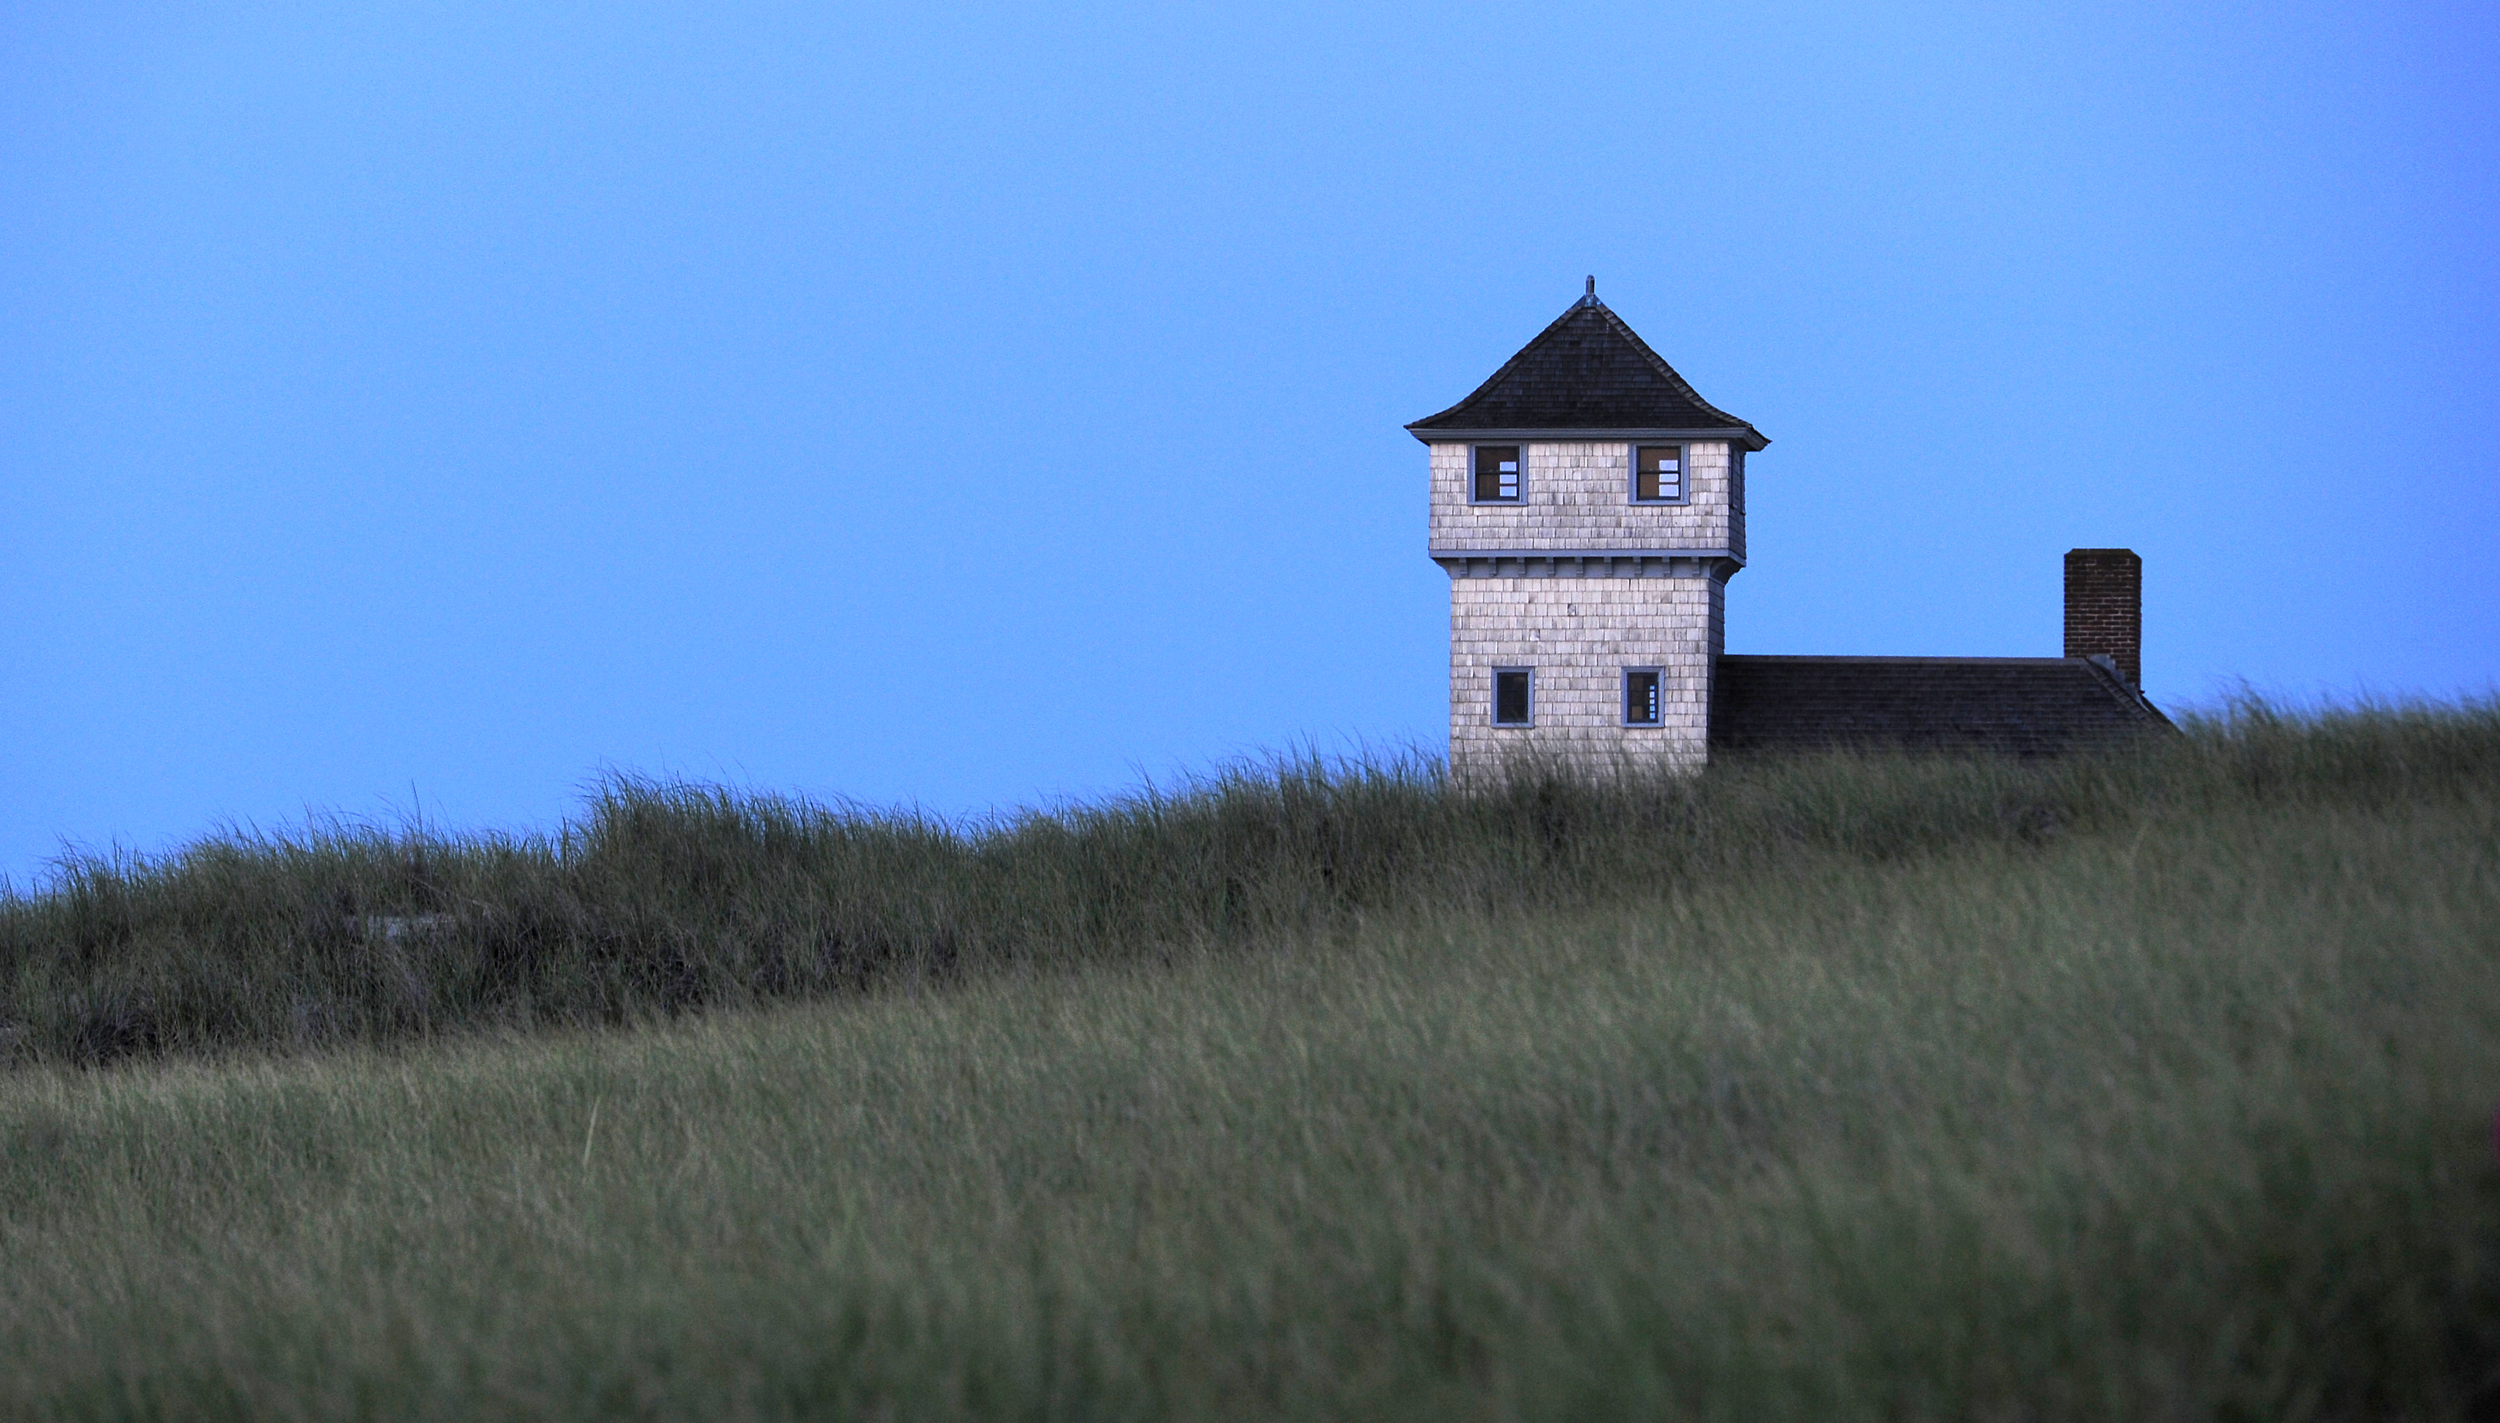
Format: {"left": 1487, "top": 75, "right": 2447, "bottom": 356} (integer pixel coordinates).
{"left": 1405, "top": 424, "right": 1769, "bottom": 452}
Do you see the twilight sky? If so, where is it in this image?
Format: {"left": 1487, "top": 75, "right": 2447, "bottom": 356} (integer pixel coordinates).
{"left": 4, "top": 0, "right": 2495, "bottom": 884}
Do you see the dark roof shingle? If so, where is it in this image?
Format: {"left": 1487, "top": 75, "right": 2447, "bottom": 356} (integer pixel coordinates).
{"left": 1408, "top": 294, "right": 1766, "bottom": 446}
{"left": 1709, "top": 656, "right": 2171, "bottom": 759}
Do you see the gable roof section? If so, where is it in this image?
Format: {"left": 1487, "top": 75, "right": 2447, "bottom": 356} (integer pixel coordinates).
{"left": 1708, "top": 656, "right": 2172, "bottom": 759}
{"left": 1408, "top": 295, "right": 1767, "bottom": 447}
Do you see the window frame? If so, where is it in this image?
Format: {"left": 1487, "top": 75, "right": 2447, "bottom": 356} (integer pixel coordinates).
{"left": 1469, "top": 444, "right": 1526, "bottom": 505}
{"left": 1490, "top": 666, "right": 1534, "bottom": 728}
{"left": 1622, "top": 667, "right": 1666, "bottom": 728}
{"left": 1629, "top": 442, "right": 1690, "bottom": 506}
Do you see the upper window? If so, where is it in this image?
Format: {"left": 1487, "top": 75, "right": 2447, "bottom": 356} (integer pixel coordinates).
{"left": 1473, "top": 445, "right": 1522, "bottom": 503}
{"left": 1634, "top": 444, "right": 1685, "bottom": 503}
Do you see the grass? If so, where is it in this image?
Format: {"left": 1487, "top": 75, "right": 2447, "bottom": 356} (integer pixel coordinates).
{"left": 2, "top": 704, "right": 2497, "bottom": 1418}
{"left": 8, "top": 705, "right": 2492, "bottom": 1071}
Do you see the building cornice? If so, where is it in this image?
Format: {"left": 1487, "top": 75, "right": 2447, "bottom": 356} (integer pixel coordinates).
{"left": 1431, "top": 550, "right": 1744, "bottom": 580}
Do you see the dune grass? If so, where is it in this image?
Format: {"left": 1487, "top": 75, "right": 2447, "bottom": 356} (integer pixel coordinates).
{"left": 2, "top": 705, "right": 2498, "bottom": 1417}
{"left": 7, "top": 703, "right": 2494, "bottom": 1072}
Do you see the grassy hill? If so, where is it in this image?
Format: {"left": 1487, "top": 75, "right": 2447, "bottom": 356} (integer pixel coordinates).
{"left": 3, "top": 705, "right": 2497, "bottom": 1419}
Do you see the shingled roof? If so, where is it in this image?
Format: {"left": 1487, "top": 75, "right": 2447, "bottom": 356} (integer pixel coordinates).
{"left": 1709, "top": 656, "right": 2172, "bottom": 759}
{"left": 1408, "top": 286, "right": 1767, "bottom": 446}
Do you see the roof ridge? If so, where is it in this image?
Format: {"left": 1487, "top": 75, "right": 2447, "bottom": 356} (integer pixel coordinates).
{"left": 1717, "top": 654, "right": 2104, "bottom": 666}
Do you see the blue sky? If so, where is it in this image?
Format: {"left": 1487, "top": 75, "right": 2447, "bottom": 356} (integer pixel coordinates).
{"left": 4, "top": 0, "right": 2495, "bottom": 883}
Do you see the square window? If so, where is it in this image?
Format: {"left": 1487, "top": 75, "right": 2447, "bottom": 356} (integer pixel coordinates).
{"left": 1492, "top": 668, "right": 1533, "bottom": 727}
{"left": 1635, "top": 444, "right": 1684, "bottom": 503}
{"left": 1624, "top": 669, "right": 1664, "bottom": 726}
{"left": 1474, "top": 446, "right": 1522, "bottom": 502}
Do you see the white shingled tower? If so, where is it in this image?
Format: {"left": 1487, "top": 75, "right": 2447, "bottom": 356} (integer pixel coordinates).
{"left": 1408, "top": 280, "right": 1769, "bottom": 775}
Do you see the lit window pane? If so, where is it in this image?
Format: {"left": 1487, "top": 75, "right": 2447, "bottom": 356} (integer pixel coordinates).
{"left": 1636, "top": 445, "right": 1683, "bottom": 502}
{"left": 1475, "top": 446, "right": 1522, "bottom": 501}
{"left": 1626, "top": 670, "right": 1663, "bottom": 725}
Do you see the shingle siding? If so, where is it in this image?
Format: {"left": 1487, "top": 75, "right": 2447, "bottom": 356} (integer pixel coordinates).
{"left": 1448, "top": 578, "right": 1721, "bottom": 774}
{"left": 1728, "top": 450, "right": 1747, "bottom": 564}
{"left": 1428, "top": 441, "right": 1737, "bottom": 554}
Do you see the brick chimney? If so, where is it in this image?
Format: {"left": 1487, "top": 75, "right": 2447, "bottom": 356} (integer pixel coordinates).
{"left": 2064, "top": 548, "right": 2142, "bottom": 688}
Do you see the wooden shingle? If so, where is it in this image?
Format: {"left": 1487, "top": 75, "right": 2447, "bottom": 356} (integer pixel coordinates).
{"left": 1709, "top": 656, "right": 2172, "bottom": 759}
{"left": 1407, "top": 291, "right": 1767, "bottom": 445}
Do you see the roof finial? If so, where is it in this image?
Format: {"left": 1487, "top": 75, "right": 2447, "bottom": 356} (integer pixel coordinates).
{"left": 1585, "top": 275, "right": 1596, "bottom": 299}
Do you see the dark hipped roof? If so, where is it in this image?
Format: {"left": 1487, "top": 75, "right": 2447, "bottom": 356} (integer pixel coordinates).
{"left": 1408, "top": 292, "right": 1767, "bottom": 447}
{"left": 1709, "top": 656, "right": 2171, "bottom": 759}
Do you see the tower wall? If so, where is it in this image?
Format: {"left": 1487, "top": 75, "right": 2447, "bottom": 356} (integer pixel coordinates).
{"left": 1447, "top": 575, "right": 1722, "bottom": 774}
{"left": 1429, "top": 442, "right": 1738, "bottom": 551}
{"left": 1727, "top": 448, "right": 1746, "bottom": 564}
{"left": 1428, "top": 436, "right": 1740, "bottom": 776}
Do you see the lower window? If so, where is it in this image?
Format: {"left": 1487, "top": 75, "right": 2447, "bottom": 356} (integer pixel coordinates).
{"left": 1492, "top": 668, "right": 1533, "bottom": 727}
{"left": 1624, "top": 669, "right": 1664, "bottom": 726}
